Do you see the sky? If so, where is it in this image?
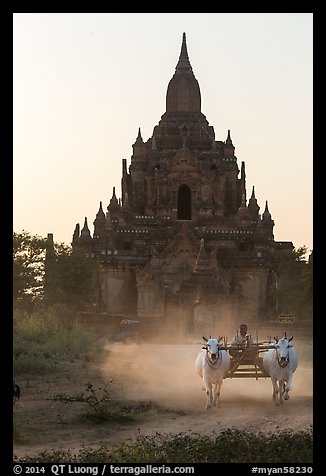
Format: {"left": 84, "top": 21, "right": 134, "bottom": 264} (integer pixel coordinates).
{"left": 13, "top": 13, "right": 313, "bottom": 254}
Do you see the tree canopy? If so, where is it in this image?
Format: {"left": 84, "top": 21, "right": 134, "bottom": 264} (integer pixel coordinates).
{"left": 13, "top": 231, "right": 98, "bottom": 312}
{"left": 13, "top": 231, "right": 47, "bottom": 306}
{"left": 275, "top": 246, "right": 312, "bottom": 320}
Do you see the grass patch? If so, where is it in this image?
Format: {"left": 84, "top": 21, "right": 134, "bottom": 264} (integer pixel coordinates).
{"left": 14, "top": 428, "right": 313, "bottom": 463}
{"left": 13, "top": 307, "right": 97, "bottom": 373}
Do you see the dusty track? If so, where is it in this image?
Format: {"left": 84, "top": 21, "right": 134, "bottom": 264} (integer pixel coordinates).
{"left": 13, "top": 342, "right": 313, "bottom": 460}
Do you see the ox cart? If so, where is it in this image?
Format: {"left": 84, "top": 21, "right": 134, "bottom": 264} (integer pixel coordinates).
{"left": 196, "top": 334, "right": 297, "bottom": 408}
{"left": 223, "top": 341, "right": 272, "bottom": 380}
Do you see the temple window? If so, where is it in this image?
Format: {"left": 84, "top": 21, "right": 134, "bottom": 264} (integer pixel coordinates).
{"left": 177, "top": 184, "right": 191, "bottom": 220}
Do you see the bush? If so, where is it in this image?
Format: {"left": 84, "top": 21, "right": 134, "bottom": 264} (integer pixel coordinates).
{"left": 14, "top": 428, "right": 313, "bottom": 463}
{"left": 13, "top": 306, "right": 97, "bottom": 373}
{"left": 49, "top": 383, "right": 134, "bottom": 424}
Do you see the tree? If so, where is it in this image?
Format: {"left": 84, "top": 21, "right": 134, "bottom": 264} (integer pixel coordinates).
{"left": 44, "top": 242, "right": 98, "bottom": 310}
{"left": 13, "top": 231, "right": 98, "bottom": 312}
{"left": 13, "top": 231, "right": 47, "bottom": 308}
{"left": 275, "top": 246, "right": 313, "bottom": 320}
{"left": 302, "top": 251, "right": 313, "bottom": 302}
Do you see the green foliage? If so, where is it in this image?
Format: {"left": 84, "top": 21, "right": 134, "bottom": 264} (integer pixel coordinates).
{"left": 13, "top": 307, "right": 97, "bottom": 373}
{"left": 49, "top": 383, "right": 134, "bottom": 424}
{"left": 13, "top": 231, "right": 99, "bottom": 312}
{"left": 14, "top": 450, "right": 78, "bottom": 463}
{"left": 275, "top": 246, "right": 313, "bottom": 320}
{"left": 13, "top": 231, "right": 47, "bottom": 306}
{"left": 301, "top": 254, "right": 313, "bottom": 302}
{"left": 14, "top": 428, "right": 313, "bottom": 463}
{"left": 47, "top": 246, "right": 98, "bottom": 309}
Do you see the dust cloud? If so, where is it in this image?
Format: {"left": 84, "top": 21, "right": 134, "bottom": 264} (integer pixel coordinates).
{"left": 101, "top": 342, "right": 203, "bottom": 410}
{"left": 100, "top": 339, "right": 313, "bottom": 412}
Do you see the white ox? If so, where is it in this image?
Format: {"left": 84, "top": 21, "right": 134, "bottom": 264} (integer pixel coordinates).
{"left": 263, "top": 335, "right": 298, "bottom": 405}
{"left": 195, "top": 336, "right": 230, "bottom": 409}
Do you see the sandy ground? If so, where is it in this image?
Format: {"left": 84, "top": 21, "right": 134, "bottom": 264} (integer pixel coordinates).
{"left": 13, "top": 342, "right": 313, "bottom": 460}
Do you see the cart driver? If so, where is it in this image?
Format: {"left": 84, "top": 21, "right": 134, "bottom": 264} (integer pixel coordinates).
{"left": 229, "top": 323, "right": 253, "bottom": 357}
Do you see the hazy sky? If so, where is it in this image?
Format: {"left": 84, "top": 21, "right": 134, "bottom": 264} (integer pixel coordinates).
{"left": 13, "top": 13, "right": 313, "bottom": 253}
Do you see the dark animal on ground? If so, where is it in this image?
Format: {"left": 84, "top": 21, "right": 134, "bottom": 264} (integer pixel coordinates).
{"left": 13, "top": 380, "right": 21, "bottom": 404}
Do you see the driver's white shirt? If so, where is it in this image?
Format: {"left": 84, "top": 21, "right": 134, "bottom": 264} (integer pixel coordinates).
{"left": 231, "top": 333, "right": 253, "bottom": 346}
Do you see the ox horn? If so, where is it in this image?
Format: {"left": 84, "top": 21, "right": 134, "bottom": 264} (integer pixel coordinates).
{"left": 284, "top": 331, "right": 287, "bottom": 338}
{"left": 203, "top": 336, "right": 208, "bottom": 342}
{"left": 274, "top": 336, "right": 279, "bottom": 343}
{"left": 289, "top": 336, "right": 293, "bottom": 342}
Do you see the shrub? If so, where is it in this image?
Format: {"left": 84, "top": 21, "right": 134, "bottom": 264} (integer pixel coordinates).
{"left": 49, "top": 383, "right": 134, "bottom": 424}
{"left": 14, "top": 428, "right": 313, "bottom": 463}
{"left": 13, "top": 307, "right": 97, "bottom": 373}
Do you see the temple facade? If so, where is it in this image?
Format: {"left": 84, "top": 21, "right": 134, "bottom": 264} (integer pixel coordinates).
{"left": 71, "top": 33, "right": 293, "bottom": 339}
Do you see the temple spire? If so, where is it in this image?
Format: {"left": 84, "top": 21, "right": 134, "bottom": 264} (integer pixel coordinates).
{"left": 248, "top": 186, "right": 260, "bottom": 219}
{"left": 166, "top": 33, "right": 201, "bottom": 113}
{"left": 93, "top": 201, "right": 106, "bottom": 237}
{"left": 108, "top": 187, "right": 119, "bottom": 208}
{"left": 262, "top": 201, "right": 273, "bottom": 222}
{"left": 226, "top": 129, "right": 233, "bottom": 145}
{"left": 224, "top": 129, "right": 235, "bottom": 157}
{"left": 72, "top": 223, "right": 80, "bottom": 244}
{"left": 136, "top": 127, "right": 143, "bottom": 143}
{"left": 73, "top": 217, "right": 92, "bottom": 249}
{"left": 96, "top": 201, "right": 105, "bottom": 216}
{"left": 80, "top": 217, "right": 91, "bottom": 240}
{"left": 262, "top": 201, "right": 274, "bottom": 236}
{"left": 175, "top": 32, "right": 192, "bottom": 74}
{"left": 107, "top": 187, "right": 120, "bottom": 221}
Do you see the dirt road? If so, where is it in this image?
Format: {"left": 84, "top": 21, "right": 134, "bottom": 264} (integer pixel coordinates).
{"left": 13, "top": 342, "right": 313, "bottom": 460}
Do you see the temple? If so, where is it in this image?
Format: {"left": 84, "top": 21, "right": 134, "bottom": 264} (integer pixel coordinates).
{"left": 71, "top": 33, "right": 293, "bottom": 338}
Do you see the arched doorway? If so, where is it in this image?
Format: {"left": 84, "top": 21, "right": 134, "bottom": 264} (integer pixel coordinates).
{"left": 177, "top": 184, "right": 191, "bottom": 220}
